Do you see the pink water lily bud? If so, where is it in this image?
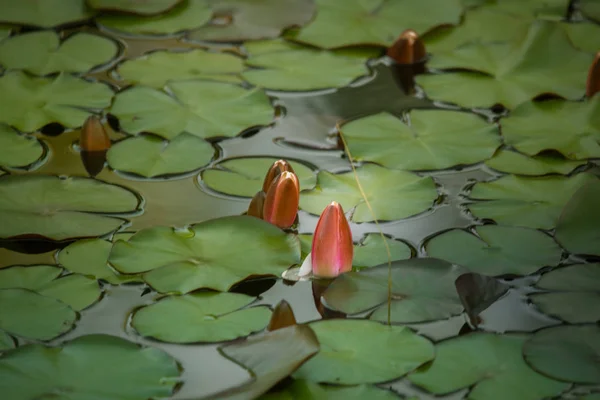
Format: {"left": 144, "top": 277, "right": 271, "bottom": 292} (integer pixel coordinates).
{"left": 387, "top": 29, "right": 427, "bottom": 64}
{"left": 262, "top": 159, "right": 296, "bottom": 192}
{"left": 262, "top": 171, "right": 299, "bottom": 229}
{"left": 311, "top": 201, "right": 353, "bottom": 278}
{"left": 80, "top": 115, "right": 110, "bottom": 152}
{"left": 247, "top": 190, "right": 266, "bottom": 219}
{"left": 587, "top": 52, "right": 600, "bottom": 99}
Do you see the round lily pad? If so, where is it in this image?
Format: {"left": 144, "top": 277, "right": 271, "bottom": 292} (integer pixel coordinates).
{"left": 524, "top": 325, "right": 600, "bottom": 384}
{"left": 0, "top": 331, "right": 15, "bottom": 351}
{"left": 293, "top": 319, "right": 434, "bottom": 384}
{"left": 0, "top": 31, "right": 119, "bottom": 75}
{"left": 262, "top": 380, "right": 402, "bottom": 399}
{"left": 581, "top": 0, "right": 600, "bottom": 22}
{"left": 0, "top": 71, "right": 114, "bottom": 133}
{"left": 560, "top": 21, "right": 600, "bottom": 54}
{"left": 341, "top": 111, "right": 500, "bottom": 171}
{"left": 87, "top": 0, "right": 184, "bottom": 15}
{"left": 109, "top": 216, "right": 300, "bottom": 293}
{"left": 485, "top": 150, "right": 586, "bottom": 176}
{"left": 0, "top": 124, "right": 44, "bottom": 168}
{"left": 0, "top": 334, "right": 181, "bottom": 399}
{"left": 425, "top": 225, "right": 562, "bottom": 276}
{"left": 0, "top": 175, "right": 139, "bottom": 240}
{"left": 299, "top": 163, "right": 438, "bottom": 222}
{"left": 132, "top": 292, "right": 271, "bottom": 343}
{"left": 322, "top": 258, "right": 465, "bottom": 323}
{"left": 110, "top": 80, "right": 273, "bottom": 140}
{"left": 408, "top": 333, "right": 568, "bottom": 400}
{"left": 201, "top": 157, "right": 315, "bottom": 198}
{"left": 0, "top": 0, "right": 95, "bottom": 28}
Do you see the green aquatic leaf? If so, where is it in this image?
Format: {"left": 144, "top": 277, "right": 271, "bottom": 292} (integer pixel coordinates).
{"left": 87, "top": 0, "right": 184, "bottom": 15}
{"left": 409, "top": 333, "right": 568, "bottom": 400}
{"left": 485, "top": 150, "right": 586, "bottom": 176}
{"left": 536, "top": 263, "right": 600, "bottom": 291}
{"left": 107, "top": 133, "right": 214, "bottom": 177}
{"left": 341, "top": 111, "right": 500, "bottom": 171}
{"left": 0, "top": 0, "right": 95, "bottom": 28}
{"left": 0, "top": 71, "right": 113, "bottom": 132}
{"left": 581, "top": 0, "right": 600, "bottom": 22}
{"left": 132, "top": 292, "right": 270, "bottom": 343}
{"left": 0, "top": 26, "right": 11, "bottom": 41}
{"left": 490, "top": 0, "right": 569, "bottom": 18}
{"left": 0, "top": 175, "right": 139, "bottom": 240}
{"left": 0, "top": 331, "right": 15, "bottom": 351}
{"left": 110, "top": 80, "right": 273, "bottom": 140}
{"left": 524, "top": 325, "right": 600, "bottom": 384}
{"left": 299, "top": 164, "right": 438, "bottom": 222}
{"left": 293, "top": 0, "right": 463, "bottom": 48}
{"left": 425, "top": 225, "right": 562, "bottom": 276}
{"left": 0, "top": 265, "right": 61, "bottom": 289}
{"left": 561, "top": 21, "right": 600, "bottom": 54}
{"left": 261, "top": 380, "right": 402, "bottom": 399}
{"left": 0, "top": 334, "right": 181, "bottom": 399}
{"left": 202, "top": 157, "right": 316, "bottom": 198}
{"left": 0, "top": 31, "right": 118, "bottom": 75}
{"left": 0, "top": 124, "right": 44, "bottom": 168}
{"left": 294, "top": 319, "right": 434, "bottom": 384}
{"left": 322, "top": 258, "right": 465, "bottom": 323}
{"left": 109, "top": 216, "right": 300, "bottom": 293}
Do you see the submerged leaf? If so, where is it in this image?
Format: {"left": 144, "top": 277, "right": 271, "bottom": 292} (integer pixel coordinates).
{"left": 0, "top": 0, "right": 95, "bottom": 28}
{"left": 455, "top": 272, "right": 509, "bottom": 326}
{"left": 0, "top": 124, "right": 44, "bottom": 168}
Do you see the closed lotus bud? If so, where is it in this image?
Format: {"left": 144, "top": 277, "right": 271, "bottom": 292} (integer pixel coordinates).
{"left": 247, "top": 190, "right": 266, "bottom": 219}
{"left": 262, "top": 159, "right": 296, "bottom": 192}
{"left": 387, "top": 29, "right": 426, "bottom": 64}
{"left": 311, "top": 201, "right": 353, "bottom": 278}
{"left": 586, "top": 52, "right": 600, "bottom": 99}
{"left": 262, "top": 171, "right": 299, "bottom": 229}
{"left": 267, "top": 300, "right": 297, "bottom": 331}
{"left": 80, "top": 115, "right": 110, "bottom": 152}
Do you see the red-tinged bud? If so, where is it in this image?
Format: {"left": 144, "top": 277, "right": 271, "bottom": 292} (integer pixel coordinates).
{"left": 262, "top": 171, "right": 299, "bottom": 229}
{"left": 80, "top": 116, "right": 110, "bottom": 152}
{"left": 267, "top": 300, "right": 297, "bottom": 331}
{"left": 311, "top": 201, "right": 353, "bottom": 278}
{"left": 387, "top": 29, "right": 427, "bottom": 64}
{"left": 247, "top": 190, "right": 266, "bottom": 219}
{"left": 587, "top": 52, "right": 600, "bottom": 99}
{"left": 262, "top": 159, "right": 296, "bottom": 192}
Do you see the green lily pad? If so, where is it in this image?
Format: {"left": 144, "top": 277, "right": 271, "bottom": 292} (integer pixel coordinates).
{"left": 201, "top": 157, "right": 315, "bottom": 198}
{"left": 409, "top": 333, "right": 568, "bottom": 400}
{"left": 536, "top": 263, "right": 600, "bottom": 291}
{"left": 110, "top": 80, "right": 273, "bottom": 140}
{"left": 293, "top": 0, "right": 463, "bottom": 49}
{"left": 0, "top": 124, "right": 44, "bottom": 168}
{"left": 0, "top": 175, "right": 139, "bottom": 240}
{"left": 0, "top": 26, "right": 11, "bottom": 41}
{"left": 0, "top": 331, "right": 15, "bottom": 351}
{"left": 466, "top": 173, "right": 598, "bottom": 229}
{"left": 0, "top": 31, "right": 118, "bottom": 75}
{"left": 555, "top": 180, "right": 600, "bottom": 256}
{"left": 117, "top": 49, "right": 244, "bottom": 88}
{"left": 0, "top": 0, "right": 95, "bottom": 28}
{"left": 0, "top": 288, "right": 76, "bottom": 341}
{"left": 0, "top": 71, "right": 113, "bottom": 132}
{"left": 485, "top": 150, "right": 586, "bottom": 176}
{"left": 87, "top": 0, "right": 184, "bottom": 15}
{"left": 581, "top": 0, "right": 600, "bottom": 22}
{"left": 418, "top": 21, "right": 593, "bottom": 109}
{"left": 561, "top": 22, "right": 600, "bottom": 54}
{"left": 490, "top": 0, "right": 569, "bottom": 18}
{"left": 524, "top": 325, "right": 600, "bottom": 384}
{"left": 0, "top": 334, "right": 181, "bottom": 399}
{"left": 294, "top": 319, "right": 434, "bottom": 384}
{"left": 341, "top": 111, "right": 500, "bottom": 171}
{"left": 322, "top": 258, "right": 465, "bottom": 323}
{"left": 299, "top": 164, "right": 438, "bottom": 222}
{"left": 261, "top": 380, "right": 402, "bottom": 399}
{"left": 107, "top": 133, "right": 214, "bottom": 178}
{"left": 109, "top": 216, "right": 300, "bottom": 293}
{"left": 132, "top": 292, "right": 271, "bottom": 343}
{"left": 425, "top": 225, "right": 562, "bottom": 276}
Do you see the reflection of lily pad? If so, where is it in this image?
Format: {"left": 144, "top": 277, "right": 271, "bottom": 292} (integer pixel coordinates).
{"left": 0, "top": 175, "right": 139, "bottom": 240}
{"left": 425, "top": 225, "right": 561, "bottom": 276}
{"left": 524, "top": 325, "right": 600, "bottom": 384}
{"left": 323, "top": 258, "right": 465, "bottom": 323}
{"left": 341, "top": 111, "right": 500, "bottom": 171}
{"left": 294, "top": 319, "right": 434, "bottom": 384}
{"left": 132, "top": 292, "right": 271, "bottom": 343}
{"left": 201, "top": 157, "right": 315, "bottom": 198}
{"left": 262, "top": 379, "right": 402, "bottom": 399}
{"left": 0, "top": 31, "right": 118, "bottom": 75}
{"left": 110, "top": 80, "right": 273, "bottom": 139}
{"left": 300, "top": 164, "right": 438, "bottom": 222}
{"left": 107, "top": 133, "right": 214, "bottom": 178}
{"left": 0, "top": 334, "right": 181, "bottom": 399}
{"left": 409, "top": 333, "right": 568, "bottom": 400}
{"left": 485, "top": 150, "right": 586, "bottom": 176}
{"left": 87, "top": 0, "right": 183, "bottom": 15}
{"left": 0, "top": 331, "right": 15, "bottom": 351}
{"left": 0, "top": 124, "right": 44, "bottom": 168}
{"left": 0, "top": 0, "right": 95, "bottom": 28}
{"left": 109, "top": 216, "right": 300, "bottom": 293}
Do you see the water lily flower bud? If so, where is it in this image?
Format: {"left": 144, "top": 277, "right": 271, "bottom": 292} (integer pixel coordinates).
{"left": 247, "top": 190, "right": 266, "bottom": 219}
{"left": 267, "top": 300, "right": 297, "bottom": 331}
{"left": 387, "top": 29, "right": 427, "bottom": 64}
{"left": 586, "top": 52, "right": 600, "bottom": 99}
{"left": 311, "top": 201, "right": 353, "bottom": 278}
{"left": 262, "top": 171, "right": 299, "bottom": 229}
{"left": 262, "top": 159, "right": 296, "bottom": 192}
{"left": 80, "top": 115, "right": 110, "bottom": 152}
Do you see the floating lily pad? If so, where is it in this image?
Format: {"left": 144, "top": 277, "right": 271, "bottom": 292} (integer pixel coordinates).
{"left": 581, "top": 0, "right": 600, "bottom": 22}
{"left": 409, "top": 333, "right": 568, "bottom": 400}
{"left": 0, "top": 0, "right": 95, "bottom": 28}
{"left": 294, "top": 0, "right": 462, "bottom": 49}
{"left": 490, "top": 0, "right": 569, "bottom": 18}
{"left": 107, "top": 133, "right": 214, "bottom": 178}
{"left": 455, "top": 272, "right": 510, "bottom": 326}
{"left": 110, "top": 80, "right": 273, "bottom": 139}
{"left": 0, "top": 31, "right": 119, "bottom": 75}
{"left": 0, "top": 175, "right": 139, "bottom": 240}
{"left": 294, "top": 319, "right": 434, "bottom": 384}
{"left": 425, "top": 225, "right": 562, "bottom": 276}
{"left": 262, "top": 380, "right": 402, "bottom": 399}
{"left": 300, "top": 164, "right": 438, "bottom": 222}
{"left": 485, "top": 150, "right": 586, "bottom": 176}
{"left": 341, "top": 111, "right": 500, "bottom": 171}
{"left": 0, "top": 26, "right": 10, "bottom": 40}
{"left": 466, "top": 173, "right": 597, "bottom": 229}
{"left": 202, "top": 157, "right": 315, "bottom": 198}
{"left": 132, "top": 292, "right": 271, "bottom": 343}
{"left": 0, "top": 71, "right": 113, "bottom": 132}
{"left": 0, "top": 331, "right": 15, "bottom": 351}
{"left": 117, "top": 49, "right": 244, "bottom": 88}
{"left": 109, "top": 216, "right": 300, "bottom": 293}
{"left": 561, "top": 22, "right": 600, "bottom": 54}
{"left": 0, "top": 334, "right": 181, "bottom": 399}
{"left": 87, "top": 0, "right": 183, "bottom": 15}
{"left": 524, "top": 325, "right": 600, "bottom": 384}
{"left": 322, "top": 258, "right": 465, "bottom": 323}
{"left": 0, "top": 124, "right": 44, "bottom": 168}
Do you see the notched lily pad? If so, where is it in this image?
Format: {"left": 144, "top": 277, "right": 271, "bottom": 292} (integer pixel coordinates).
{"left": 261, "top": 379, "right": 402, "bottom": 399}
{"left": 87, "top": 0, "right": 184, "bottom": 15}
{"left": 485, "top": 150, "right": 586, "bottom": 176}
{"left": 0, "top": 0, "right": 95, "bottom": 28}
{"left": 0, "top": 124, "right": 45, "bottom": 168}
